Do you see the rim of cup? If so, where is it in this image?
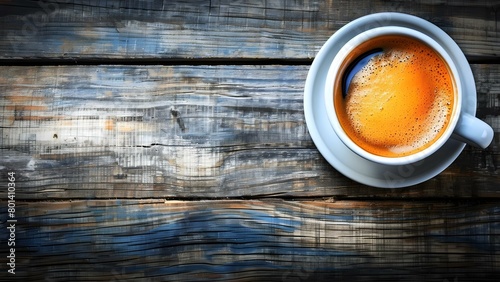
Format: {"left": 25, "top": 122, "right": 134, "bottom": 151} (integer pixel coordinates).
{"left": 324, "top": 26, "right": 462, "bottom": 166}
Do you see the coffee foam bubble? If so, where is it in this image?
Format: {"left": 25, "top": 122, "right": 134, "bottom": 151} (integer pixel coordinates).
{"left": 336, "top": 36, "right": 454, "bottom": 157}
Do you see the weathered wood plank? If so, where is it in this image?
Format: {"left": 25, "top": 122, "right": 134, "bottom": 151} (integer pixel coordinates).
{"left": 0, "top": 64, "right": 498, "bottom": 199}
{"left": 0, "top": 0, "right": 498, "bottom": 60}
{"left": 0, "top": 199, "right": 499, "bottom": 281}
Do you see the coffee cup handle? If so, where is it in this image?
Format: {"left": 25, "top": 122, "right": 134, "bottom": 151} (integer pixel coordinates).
{"left": 452, "top": 113, "right": 494, "bottom": 149}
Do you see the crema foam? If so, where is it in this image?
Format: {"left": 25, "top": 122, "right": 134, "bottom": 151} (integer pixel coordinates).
{"left": 334, "top": 35, "right": 455, "bottom": 157}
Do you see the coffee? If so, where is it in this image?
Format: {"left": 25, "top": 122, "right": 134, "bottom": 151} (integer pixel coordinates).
{"left": 334, "top": 35, "right": 456, "bottom": 157}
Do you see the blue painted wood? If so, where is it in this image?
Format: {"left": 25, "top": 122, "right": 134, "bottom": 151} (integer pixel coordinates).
{"left": 0, "top": 65, "right": 498, "bottom": 199}
{"left": 0, "top": 0, "right": 498, "bottom": 60}
{"left": 0, "top": 64, "right": 498, "bottom": 199}
{"left": 0, "top": 1, "right": 499, "bottom": 281}
{"left": 1, "top": 200, "right": 499, "bottom": 281}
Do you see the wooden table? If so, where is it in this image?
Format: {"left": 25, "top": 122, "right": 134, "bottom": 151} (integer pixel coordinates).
{"left": 1, "top": 1, "right": 499, "bottom": 281}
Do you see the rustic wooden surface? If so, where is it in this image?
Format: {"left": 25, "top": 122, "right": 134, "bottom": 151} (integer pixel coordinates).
{"left": 0, "top": 0, "right": 499, "bottom": 62}
{"left": 0, "top": 64, "right": 499, "bottom": 199}
{"left": 3, "top": 199, "right": 500, "bottom": 281}
{"left": 0, "top": 0, "right": 499, "bottom": 281}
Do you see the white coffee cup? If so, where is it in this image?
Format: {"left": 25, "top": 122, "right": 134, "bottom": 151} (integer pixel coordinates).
{"left": 324, "top": 26, "right": 494, "bottom": 166}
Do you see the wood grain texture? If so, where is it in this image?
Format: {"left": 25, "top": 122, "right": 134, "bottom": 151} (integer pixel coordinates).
{"left": 0, "top": 199, "right": 499, "bottom": 281}
{"left": 1, "top": 65, "right": 498, "bottom": 199}
{"left": 1, "top": 1, "right": 499, "bottom": 281}
{"left": 0, "top": 0, "right": 499, "bottom": 61}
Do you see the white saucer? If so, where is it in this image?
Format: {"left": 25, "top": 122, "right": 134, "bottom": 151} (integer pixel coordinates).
{"left": 304, "top": 12, "right": 476, "bottom": 188}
